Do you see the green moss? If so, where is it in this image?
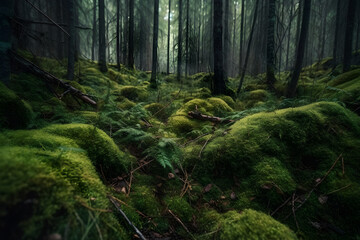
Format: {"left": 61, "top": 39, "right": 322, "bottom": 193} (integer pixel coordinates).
{"left": 43, "top": 124, "right": 135, "bottom": 177}
{"left": 114, "top": 86, "right": 148, "bottom": 102}
{"left": 145, "top": 103, "right": 168, "bottom": 121}
{"left": 168, "top": 98, "right": 233, "bottom": 135}
{"left": 0, "top": 137, "right": 130, "bottom": 239}
{"left": 0, "top": 82, "right": 33, "bottom": 129}
{"left": 217, "top": 95, "right": 236, "bottom": 108}
{"left": 164, "top": 196, "right": 194, "bottom": 223}
{"left": 117, "top": 98, "right": 136, "bottom": 110}
{"left": 218, "top": 210, "right": 297, "bottom": 240}
{"left": 328, "top": 68, "right": 360, "bottom": 87}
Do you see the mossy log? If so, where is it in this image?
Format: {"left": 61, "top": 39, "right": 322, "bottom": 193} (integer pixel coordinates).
{"left": 188, "top": 111, "right": 233, "bottom": 124}
{"left": 10, "top": 51, "right": 97, "bottom": 106}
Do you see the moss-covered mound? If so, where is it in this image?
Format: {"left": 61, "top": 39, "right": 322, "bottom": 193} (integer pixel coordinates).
{"left": 0, "top": 124, "right": 135, "bottom": 239}
{"left": 201, "top": 209, "right": 297, "bottom": 240}
{"left": 0, "top": 82, "right": 33, "bottom": 129}
{"left": 114, "top": 86, "right": 149, "bottom": 102}
{"left": 185, "top": 102, "right": 360, "bottom": 238}
{"left": 168, "top": 98, "right": 233, "bottom": 135}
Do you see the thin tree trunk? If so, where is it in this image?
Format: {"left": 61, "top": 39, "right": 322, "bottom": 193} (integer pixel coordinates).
{"left": 286, "top": 0, "right": 294, "bottom": 70}
{"left": 239, "top": 0, "right": 245, "bottom": 75}
{"left": 232, "top": 5, "right": 237, "bottom": 77}
{"left": 332, "top": 0, "right": 341, "bottom": 66}
{"left": 67, "top": 0, "right": 75, "bottom": 80}
{"left": 287, "top": 0, "right": 311, "bottom": 98}
{"left": 343, "top": 0, "right": 357, "bottom": 72}
{"left": 98, "top": 0, "right": 107, "bottom": 72}
{"left": 0, "top": 0, "right": 13, "bottom": 85}
{"left": 237, "top": 0, "right": 260, "bottom": 94}
{"left": 213, "top": 0, "right": 226, "bottom": 95}
{"left": 185, "top": 0, "right": 189, "bottom": 78}
{"left": 128, "top": 0, "right": 134, "bottom": 69}
{"left": 116, "top": 0, "right": 120, "bottom": 70}
{"left": 266, "top": 0, "right": 276, "bottom": 91}
{"left": 295, "top": 0, "right": 302, "bottom": 48}
{"left": 224, "top": 0, "right": 230, "bottom": 77}
{"left": 320, "top": 1, "right": 327, "bottom": 60}
{"left": 92, "top": 0, "right": 96, "bottom": 61}
{"left": 167, "top": 0, "right": 171, "bottom": 74}
{"left": 177, "top": 0, "right": 183, "bottom": 81}
{"left": 151, "top": 0, "right": 159, "bottom": 88}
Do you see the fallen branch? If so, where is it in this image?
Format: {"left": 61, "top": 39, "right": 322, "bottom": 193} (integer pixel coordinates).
{"left": 188, "top": 111, "right": 234, "bottom": 124}
{"left": 168, "top": 209, "right": 195, "bottom": 240}
{"left": 10, "top": 51, "right": 97, "bottom": 106}
{"left": 109, "top": 196, "right": 147, "bottom": 240}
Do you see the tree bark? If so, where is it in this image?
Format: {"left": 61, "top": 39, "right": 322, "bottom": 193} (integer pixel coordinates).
{"left": 167, "top": 0, "right": 171, "bottom": 74}
{"left": 287, "top": 0, "right": 311, "bottom": 98}
{"left": 98, "top": 0, "right": 107, "bottom": 72}
{"left": 237, "top": 0, "right": 260, "bottom": 93}
{"left": 224, "top": 0, "right": 230, "bottom": 77}
{"left": 177, "top": 0, "right": 183, "bottom": 81}
{"left": 0, "top": 0, "right": 13, "bottom": 85}
{"left": 343, "top": 0, "right": 357, "bottom": 72}
{"left": 185, "top": 0, "right": 189, "bottom": 78}
{"left": 150, "top": 0, "right": 159, "bottom": 88}
{"left": 127, "top": 0, "right": 135, "bottom": 69}
{"left": 266, "top": 0, "right": 276, "bottom": 91}
{"left": 286, "top": 0, "right": 294, "bottom": 70}
{"left": 239, "top": 0, "right": 245, "bottom": 75}
{"left": 66, "top": 0, "right": 75, "bottom": 80}
{"left": 92, "top": 0, "right": 97, "bottom": 61}
{"left": 332, "top": 0, "right": 341, "bottom": 66}
{"left": 116, "top": 0, "right": 120, "bottom": 70}
{"left": 213, "top": 0, "right": 226, "bottom": 95}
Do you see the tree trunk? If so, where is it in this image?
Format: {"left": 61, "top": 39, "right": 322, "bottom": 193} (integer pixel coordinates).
{"left": 237, "top": 0, "right": 260, "bottom": 93}
{"left": 224, "top": 0, "right": 230, "bottom": 77}
{"left": 239, "top": 0, "right": 245, "bottom": 75}
{"left": 232, "top": 5, "right": 237, "bottom": 77}
{"left": 98, "top": 0, "right": 107, "bottom": 72}
{"left": 286, "top": 0, "right": 294, "bottom": 70}
{"left": 116, "top": 0, "right": 120, "bottom": 70}
{"left": 177, "top": 0, "right": 183, "bottom": 81}
{"left": 213, "top": 0, "right": 226, "bottom": 95}
{"left": 167, "top": 0, "right": 171, "bottom": 74}
{"left": 128, "top": 0, "right": 135, "bottom": 69}
{"left": 185, "top": 0, "right": 189, "bottom": 78}
{"left": 343, "top": 0, "right": 357, "bottom": 72}
{"left": 287, "top": 0, "right": 311, "bottom": 98}
{"left": 150, "top": 0, "right": 159, "bottom": 88}
{"left": 92, "top": 0, "right": 97, "bottom": 61}
{"left": 0, "top": 0, "right": 13, "bottom": 85}
{"left": 332, "top": 0, "right": 341, "bottom": 66}
{"left": 66, "top": 0, "right": 75, "bottom": 80}
{"left": 266, "top": 0, "right": 276, "bottom": 91}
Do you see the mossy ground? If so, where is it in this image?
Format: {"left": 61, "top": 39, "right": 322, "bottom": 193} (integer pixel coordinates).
{"left": 1, "top": 52, "right": 360, "bottom": 239}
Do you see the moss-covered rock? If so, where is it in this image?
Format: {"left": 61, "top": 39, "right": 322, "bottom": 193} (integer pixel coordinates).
{"left": 145, "top": 102, "right": 168, "bottom": 122}
{"left": 189, "top": 102, "right": 360, "bottom": 237}
{"left": 168, "top": 98, "right": 233, "bottom": 135}
{"left": 117, "top": 98, "right": 136, "bottom": 110}
{"left": 114, "top": 86, "right": 148, "bottom": 102}
{"left": 0, "top": 125, "right": 132, "bottom": 239}
{"left": 218, "top": 210, "right": 297, "bottom": 240}
{"left": 0, "top": 82, "right": 33, "bottom": 129}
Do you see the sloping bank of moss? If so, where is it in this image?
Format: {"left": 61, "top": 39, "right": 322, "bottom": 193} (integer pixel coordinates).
{"left": 184, "top": 102, "right": 360, "bottom": 239}
{"left": 0, "top": 124, "right": 135, "bottom": 240}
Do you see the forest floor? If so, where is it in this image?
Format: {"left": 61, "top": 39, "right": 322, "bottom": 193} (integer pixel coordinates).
{"left": 1, "top": 51, "right": 360, "bottom": 240}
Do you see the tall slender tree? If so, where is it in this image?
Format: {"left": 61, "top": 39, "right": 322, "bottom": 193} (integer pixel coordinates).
{"left": 66, "top": 0, "right": 75, "bottom": 80}
{"left": 91, "top": 0, "right": 97, "bottom": 61}
{"left": 287, "top": 0, "right": 311, "bottom": 97}
{"left": 116, "top": 0, "right": 120, "bottom": 70}
{"left": 0, "top": 0, "right": 13, "bottom": 85}
{"left": 151, "top": 0, "right": 160, "bottom": 88}
{"left": 266, "top": 0, "right": 276, "bottom": 90}
{"left": 128, "top": 0, "right": 135, "bottom": 69}
{"left": 177, "top": 0, "right": 183, "bottom": 81}
{"left": 343, "top": 0, "right": 357, "bottom": 72}
{"left": 224, "top": 0, "right": 230, "bottom": 77}
{"left": 237, "top": 0, "right": 260, "bottom": 93}
{"left": 213, "top": 0, "right": 226, "bottom": 95}
{"left": 185, "top": 0, "right": 189, "bottom": 77}
{"left": 167, "top": 0, "right": 171, "bottom": 74}
{"left": 239, "top": 0, "right": 245, "bottom": 75}
{"left": 98, "top": 0, "right": 107, "bottom": 72}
